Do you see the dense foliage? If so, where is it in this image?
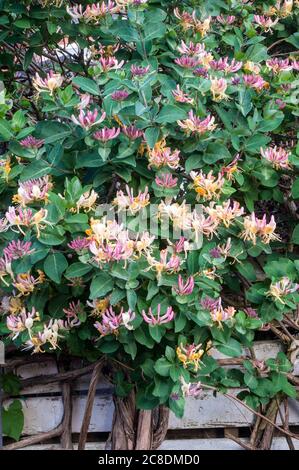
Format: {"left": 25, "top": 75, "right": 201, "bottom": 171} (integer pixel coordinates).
{"left": 0, "top": 0, "right": 299, "bottom": 434}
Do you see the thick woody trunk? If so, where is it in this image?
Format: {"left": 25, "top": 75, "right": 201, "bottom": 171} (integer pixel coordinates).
{"left": 107, "top": 390, "right": 169, "bottom": 450}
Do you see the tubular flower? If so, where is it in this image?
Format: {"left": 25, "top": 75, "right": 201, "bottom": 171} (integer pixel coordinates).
{"left": 93, "top": 127, "right": 120, "bottom": 142}
{"left": 220, "top": 154, "right": 241, "bottom": 181}
{"left": 68, "top": 237, "right": 90, "bottom": 252}
{"left": 190, "top": 171, "right": 225, "bottom": 201}
{"left": 216, "top": 15, "right": 235, "bottom": 25}
{"left": 122, "top": 125, "right": 144, "bottom": 140}
{"left": 24, "top": 319, "right": 66, "bottom": 353}
{"left": 202, "top": 297, "right": 236, "bottom": 327}
{"left": 111, "top": 89, "right": 129, "bottom": 101}
{"left": 189, "top": 211, "right": 219, "bottom": 242}
{"left": 174, "top": 275, "right": 194, "bottom": 295}
{"left": 174, "top": 56, "right": 201, "bottom": 68}
{"left": 205, "top": 200, "right": 244, "bottom": 227}
{"left": 210, "top": 77, "right": 228, "bottom": 101}
{"left": 12, "top": 176, "right": 53, "bottom": 207}
{"left": 146, "top": 249, "right": 181, "bottom": 278}
{"left": 20, "top": 136, "right": 45, "bottom": 149}
{"left": 254, "top": 15, "right": 279, "bottom": 32}
{"left": 147, "top": 140, "right": 180, "bottom": 170}
{"left": 67, "top": 2, "right": 118, "bottom": 23}
{"left": 174, "top": 8, "right": 196, "bottom": 30}
{"left": 113, "top": 185, "right": 150, "bottom": 215}
{"left": 240, "top": 213, "right": 280, "bottom": 245}
{"left": 261, "top": 146, "right": 291, "bottom": 170}
{"left": 210, "top": 58, "right": 242, "bottom": 74}
{"left": 94, "top": 306, "right": 135, "bottom": 337}
{"left": 0, "top": 295, "right": 23, "bottom": 315}
{"left": 131, "top": 64, "right": 150, "bottom": 77}
{"left": 158, "top": 201, "right": 191, "bottom": 231}
{"left": 172, "top": 85, "right": 194, "bottom": 104}
{"left": 178, "top": 111, "right": 216, "bottom": 135}
{"left": 6, "top": 307, "right": 40, "bottom": 340}
{"left": 243, "top": 74, "right": 269, "bottom": 92}
{"left": 98, "top": 56, "right": 124, "bottom": 72}
{"left": 266, "top": 58, "right": 292, "bottom": 73}
{"left": 180, "top": 377, "right": 202, "bottom": 398}
{"left": 74, "top": 189, "right": 98, "bottom": 213}
{"left": 12, "top": 271, "right": 45, "bottom": 296}
{"left": 210, "top": 238, "right": 233, "bottom": 260}
{"left": 142, "top": 304, "right": 175, "bottom": 325}
{"left": 176, "top": 343, "right": 205, "bottom": 372}
{"left": 87, "top": 298, "right": 110, "bottom": 317}
{"left": 71, "top": 109, "right": 106, "bottom": 130}
{"left": 155, "top": 174, "right": 178, "bottom": 189}
{"left": 5, "top": 207, "right": 50, "bottom": 237}
{"left": 33, "top": 71, "right": 63, "bottom": 95}
{"left": 63, "top": 301, "right": 83, "bottom": 327}
{"left": 266, "top": 277, "right": 299, "bottom": 303}
{"left": 177, "top": 41, "right": 206, "bottom": 57}
{"left": 3, "top": 240, "right": 33, "bottom": 260}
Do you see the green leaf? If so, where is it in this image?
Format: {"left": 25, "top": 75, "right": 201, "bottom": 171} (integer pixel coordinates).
{"left": 143, "top": 21, "right": 166, "bottom": 41}
{"left": 216, "top": 338, "right": 243, "bottom": 357}
{"left": 154, "top": 357, "right": 171, "bottom": 377}
{"left": 20, "top": 160, "right": 51, "bottom": 182}
{"left": 72, "top": 76, "right": 100, "bottom": 95}
{"left": 35, "top": 121, "right": 71, "bottom": 144}
{"left": 0, "top": 119, "right": 13, "bottom": 140}
{"left": 149, "top": 325, "right": 163, "bottom": 343}
{"left": 144, "top": 127, "right": 160, "bottom": 148}
{"left": 244, "top": 371, "right": 258, "bottom": 390}
{"left": 44, "top": 252, "right": 68, "bottom": 283}
{"left": 64, "top": 262, "right": 92, "bottom": 278}
{"left": 291, "top": 178, "right": 299, "bottom": 199}
{"left": 237, "top": 88, "right": 252, "bottom": 117}
{"left": 2, "top": 400, "right": 24, "bottom": 441}
{"left": 236, "top": 261, "right": 257, "bottom": 282}
{"left": 292, "top": 224, "right": 299, "bottom": 244}
{"left": 156, "top": 105, "right": 187, "bottom": 123}
{"left": 90, "top": 272, "right": 113, "bottom": 299}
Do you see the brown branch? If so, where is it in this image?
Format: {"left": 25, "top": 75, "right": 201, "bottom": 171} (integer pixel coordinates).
{"left": 225, "top": 432, "right": 258, "bottom": 450}
{"left": 152, "top": 406, "right": 170, "bottom": 450}
{"left": 78, "top": 360, "right": 104, "bottom": 450}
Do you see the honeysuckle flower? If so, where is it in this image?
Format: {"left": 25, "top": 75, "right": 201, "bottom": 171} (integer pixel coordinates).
{"left": 131, "top": 64, "right": 150, "bottom": 76}
{"left": 172, "top": 85, "right": 194, "bottom": 104}
{"left": 146, "top": 249, "right": 181, "bottom": 278}
{"left": 67, "top": 2, "right": 118, "bottom": 23}
{"left": 155, "top": 173, "right": 178, "bottom": 188}
{"left": 122, "top": 125, "right": 144, "bottom": 140}
{"left": 180, "top": 377, "right": 202, "bottom": 397}
{"left": 275, "top": 98, "right": 286, "bottom": 109}
{"left": 13, "top": 270, "right": 45, "bottom": 296}
{"left": 111, "top": 89, "right": 129, "bottom": 101}
{"left": 193, "top": 67, "right": 209, "bottom": 78}
{"left": 278, "top": 0, "right": 294, "bottom": 18}
{"left": 94, "top": 306, "right": 135, "bottom": 337}
{"left": 0, "top": 295, "right": 23, "bottom": 315}
{"left": 252, "top": 360, "right": 270, "bottom": 375}
{"left": 68, "top": 237, "right": 90, "bottom": 252}
{"left": 134, "top": 232, "right": 155, "bottom": 258}
{"left": 115, "top": 0, "right": 147, "bottom": 7}
{"left": 158, "top": 200, "right": 191, "bottom": 231}
{"left": 190, "top": 170, "right": 224, "bottom": 201}
{"left": 173, "top": 8, "right": 195, "bottom": 30}
{"left": 189, "top": 211, "right": 219, "bottom": 242}
{"left": 254, "top": 15, "right": 279, "bottom": 32}
{"left": 3, "top": 240, "right": 33, "bottom": 261}
{"left": 210, "top": 58, "right": 242, "bottom": 74}
{"left": 243, "top": 74, "right": 269, "bottom": 91}
{"left": 216, "top": 15, "right": 235, "bottom": 25}
{"left": 174, "top": 56, "right": 201, "bottom": 68}
{"left": 12, "top": 176, "right": 53, "bottom": 207}
{"left": 24, "top": 319, "right": 66, "bottom": 353}
{"left": 292, "top": 59, "right": 299, "bottom": 71}
{"left": 267, "top": 277, "right": 299, "bottom": 303}
{"left": 172, "top": 236, "right": 191, "bottom": 257}
{"left": 240, "top": 213, "right": 280, "bottom": 245}
{"left": 194, "top": 16, "right": 211, "bottom": 37}
{"left": 74, "top": 189, "right": 98, "bottom": 213}
{"left": 76, "top": 93, "right": 91, "bottom": 110}
{"left": 220, "top": 154, "right": 241, "bottom": 181}
{"left": 5, "top": 207, "right": 49, "bottom": 237}
{"left": 71, "top": 109, "right": 106, "bottom": 130}
{"left": 176, "top": 343, "right": 205, "bottom": 371}
{"left": 177, "top": 41, "right": 206, "bottom": 57}
{"left": 266, "top": 58, "right": 292, "bottom": 73}
{"left": 210, "top": 77, "right": 228, "bottom": 101}
{"left": 243, "top": 61, "right": 261, "bottom": 75}
{"left": 6, "top": 307, "right": 40, "bottom": 340}
{"left": 99, "top": 56, "right": 125, "bottom": 72}
{"left": 93, "top": 127, "right": 120, "bottom": 141}
{"left": 244, "top": 307, "right": 259, "bottom": 318}
{"left": 202, "top": 296, "right": 236, "bottom": 327}
{"left": 63, "top": 301, "right": 82, "bottom": 327}
{"left": 87, "top": 298, "right": 110, "bottom": 317}
{"left": 174, "top": 275, "right": 194, "bottom": 295}
{"left": 0, "top": 255, "right": 13, "bottom": 285}
{"left": 0, "top": 216, "right": 9, "bottom": 233}
{"left": 147, "top": 140, "right": 180, "bottom": 170}
{"left": 260, "top": 146, "right": 291, "bottom": 170}
{"left": 20, "top": 136, "right": 45, "bottom": 149}
{"left": 33, "top": 71, "right": 63, "bottom": 95}
{"left": 178, "top": 111, "right": 216, "bottom": 135}
{"left": 113, "top": 185, "right": 150, "bottom": 214}
{"left": 231, "top": 76, "right": 241, "bottom": 85}
{"left": 0, "top": 157, "right": 11, "bottom": 181}
{"left": 142, "top": 304, "right": 175, "bottom": 325}
{"left": 205, "top": 200, "right": 244, "bottom": 227}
